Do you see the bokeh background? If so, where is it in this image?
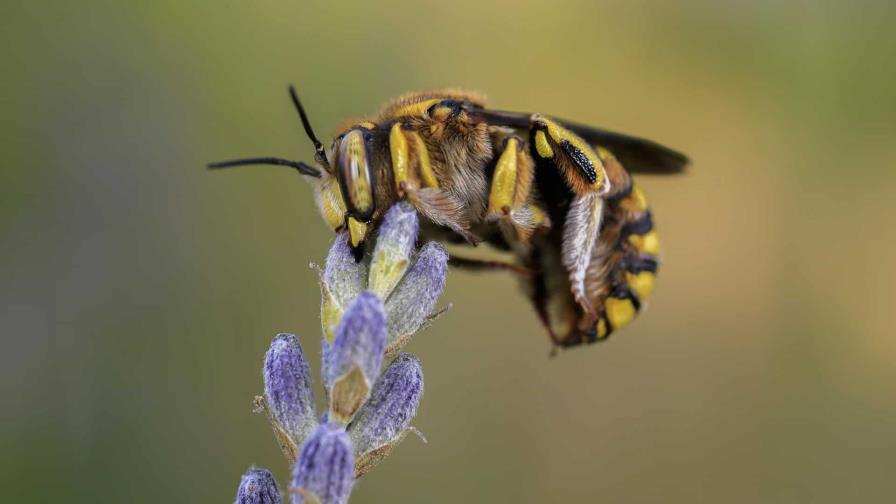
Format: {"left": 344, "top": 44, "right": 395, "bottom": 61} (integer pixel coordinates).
{"left": 3, "top": 1, "right": 895, "bottom": 502}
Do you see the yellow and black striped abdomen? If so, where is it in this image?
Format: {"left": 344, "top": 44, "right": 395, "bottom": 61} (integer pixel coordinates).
{"left": 592, "top": 183, "right": 660, "bottom": 341}
{"left": 526, "top": 180, "right": 662, "bottom": 348}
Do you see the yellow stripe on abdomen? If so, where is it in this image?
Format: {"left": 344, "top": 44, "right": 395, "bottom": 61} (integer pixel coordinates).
{"left": 592, "top": 183, "right": 660, "bottom": 340}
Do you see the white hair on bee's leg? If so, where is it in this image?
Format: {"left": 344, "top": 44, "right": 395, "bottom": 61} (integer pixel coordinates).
{"left": 561, "top": 192, "right": 605, "bottom": 317}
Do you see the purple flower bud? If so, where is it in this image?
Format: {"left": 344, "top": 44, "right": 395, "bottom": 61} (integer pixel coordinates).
{"left": 369, "top": 202, "right": 418, "bottom": 299}
{"left": 326, "top": 292, "right": 387, "bottom": 423}
{"left": 384, "top": 242, "right": 448, "bottom": 348}
{"left": 236, "top": 467, "right": 282, "bottom": 504}
{"left": 324, "top": 234, "right": 368, "bottom": 306}
{"left": 264, "top": 334, "right": 317, "bottom": 443}
{"left": 327, "top": 292, "right": 388, "bottom": 386}
{"left": 321, "top": 234, "right": 368, "bottom": 344}
{"left": 291, "top": 423, "right": 354, "bottom": 504}
{"left": 349, "top": 353, "right": 424, "bottom": 455}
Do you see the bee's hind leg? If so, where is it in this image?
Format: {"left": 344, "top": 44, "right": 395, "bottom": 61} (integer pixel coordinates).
{"left": 528, "top": 114, "right": 612, "bottom": 320}
{"left": 447, "top": 255, "right": 533, "bottom": 275}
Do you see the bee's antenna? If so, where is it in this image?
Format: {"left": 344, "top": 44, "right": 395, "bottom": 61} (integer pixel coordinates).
{"left": 289, "top": 85, "right": 326, "bottom": 162}
{"left": 207, "top": 157, "right": 321, "bottom": 178}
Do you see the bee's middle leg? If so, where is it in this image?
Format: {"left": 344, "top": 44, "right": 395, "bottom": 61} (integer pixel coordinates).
{"left": 485, "top": 134, "right": 549, "bottom": 244}
{"left": 528, "top": 114, "right": 611, "bottom": 319}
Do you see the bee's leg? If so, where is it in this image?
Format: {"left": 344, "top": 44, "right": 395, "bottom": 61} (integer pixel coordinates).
{"left": 447, "top": 256, "right": 533, "bottom": 275}
{"left": 529, "top": 114, "right": 611, "bottom": 319}
{"left": 485, "top": 135, "right": 550, "bottom": 244}
{"left": 530, "top": 114, "right": 611, "bottom": 194}
{"left": 388, "top": 123, "right": 476, "bottom": 243}
{"left": 527, "top": 256, "right": 565, "bottom": 348}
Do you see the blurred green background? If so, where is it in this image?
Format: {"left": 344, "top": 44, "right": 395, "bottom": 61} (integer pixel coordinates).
{"left": 3, "top": 1, "right": 895, "bottom": 502}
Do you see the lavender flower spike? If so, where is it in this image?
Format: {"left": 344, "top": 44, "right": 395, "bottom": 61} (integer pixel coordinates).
{"left": 349, "top": 353, "right": 424, "bottom": 477}
{"left": 326, "top": 291, "right": 387, "bottom": 423}
{"left": 264, "top": 334, "right": 317, "bottom": 458}
{"left": 320, "top": 234, "right": 367, "bottom": 344}
{"left": 236, "top": 467, "right": 282, "bottom": 504}
{"left": 291, "top": 423, "right": 354, "bottom": 504}
{"left": 368, "top": 202, "right": 418, "bottom": 299}
{"left": 384, "top": 241, "right": 449, "bottom": 356}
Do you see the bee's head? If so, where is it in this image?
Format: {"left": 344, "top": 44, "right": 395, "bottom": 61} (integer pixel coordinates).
{"left": 323, "top": 126, "right": 377, "bottom": 249}
{"left": 208, "top": 85, "right": 376, "bottom": 251}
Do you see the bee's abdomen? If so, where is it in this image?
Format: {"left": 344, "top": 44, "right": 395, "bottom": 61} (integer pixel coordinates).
{"left": 590, "top": 183, "right": 660, "bottom": 341}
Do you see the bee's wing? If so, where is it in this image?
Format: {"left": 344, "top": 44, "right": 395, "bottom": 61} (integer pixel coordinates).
{"left": 474, "top": 109, "right": 689, "bottom": 174}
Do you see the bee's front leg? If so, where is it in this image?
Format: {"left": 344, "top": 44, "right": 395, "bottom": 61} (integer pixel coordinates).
{"left": 529, "top": 114, "right": 611, "bottom": 319}
{"left": 387, "top": 123, "right": 476, "bottom": 243}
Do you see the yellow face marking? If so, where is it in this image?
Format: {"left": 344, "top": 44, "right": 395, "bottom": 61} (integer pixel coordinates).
{"left": 316, "top": 177, "right": 346, "bottom": 230}
{"left": 628, "top": 230, "right": 660, "bottom": 256}
{"left": 488, "top": 138, "right": 520, "bottom": 215}
{"left": 347, "top": 217, "right": 368, "bottom": 248}
{"left": 606, "top": 297, "right": 636, "bottom": 330}
{"left": 392, "top": 99, "right": 441, "bottom": 118}
{"left": 389, "top": 123, "right": 410, "bottom": 196}
{"left": 408, "top": 131, "right": 438, "bottom": 188}
{"left": 534, "top": 130, "right": 554, "bottom": 158}
{"left": 626, "top": 271, "right": 655, "bottom": 300}
{"left": 357, "top": 121, "right": 376, "bottom": 129}
{"left": 338, "top": 129, "right": 374, "bottom": 217}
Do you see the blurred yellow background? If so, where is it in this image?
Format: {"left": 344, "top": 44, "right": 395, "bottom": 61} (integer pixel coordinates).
{"left": 3, "top": 1, "right": 895, "bottom": 502}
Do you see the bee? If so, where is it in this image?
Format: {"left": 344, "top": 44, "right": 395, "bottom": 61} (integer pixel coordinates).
{"left": 209, "top": 86, "right": 687, "bottom": 349}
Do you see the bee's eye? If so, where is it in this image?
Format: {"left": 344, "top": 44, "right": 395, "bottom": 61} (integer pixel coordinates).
{"left": 336, "top": 128, "right": 376, "bottom": 221}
